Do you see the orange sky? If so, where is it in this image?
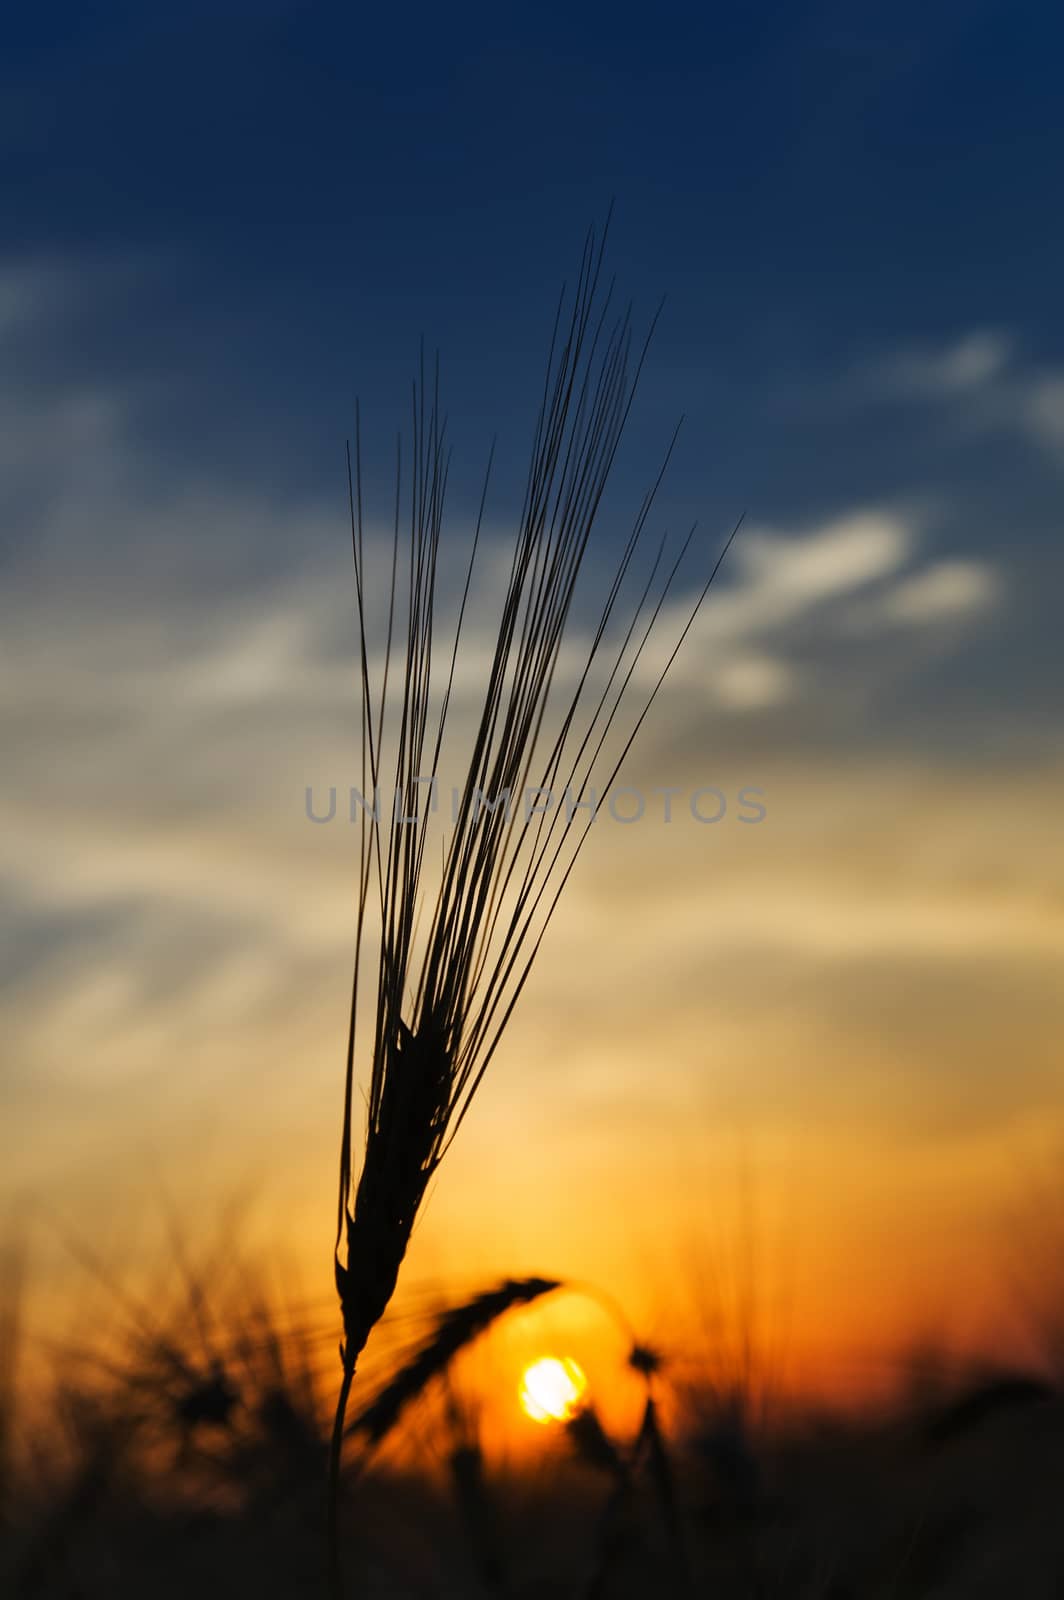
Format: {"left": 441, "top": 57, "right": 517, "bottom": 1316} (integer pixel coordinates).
{"left": 4, "top": 514, "right": 1064, "bottom": 1425}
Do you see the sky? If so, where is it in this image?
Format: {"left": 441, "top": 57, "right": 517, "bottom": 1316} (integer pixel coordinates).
{"left": 3, "top": 1, "right": 1063, "bottom": 1404}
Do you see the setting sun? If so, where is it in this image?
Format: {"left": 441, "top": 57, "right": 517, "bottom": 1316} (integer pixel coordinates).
{"left": 519, "top": 1357, "right": 588, "bottom": 1424}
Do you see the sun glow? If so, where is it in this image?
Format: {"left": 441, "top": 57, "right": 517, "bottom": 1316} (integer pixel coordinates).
{"left": 519, "top": 1356, "right": 588, "bottom": 1424}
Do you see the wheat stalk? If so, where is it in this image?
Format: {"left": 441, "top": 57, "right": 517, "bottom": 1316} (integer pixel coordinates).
{"left": 328, "top": 213, "right": 740, "bottom": 1592}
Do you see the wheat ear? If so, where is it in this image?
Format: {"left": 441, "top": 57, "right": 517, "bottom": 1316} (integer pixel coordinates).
{"left": 328, "top": 213, "right": 740, "bottom": 1593}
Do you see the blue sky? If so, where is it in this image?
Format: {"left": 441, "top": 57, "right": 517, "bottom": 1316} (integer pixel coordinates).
{"left": 4, "top": 2, "right": 1062, "bottom": 724}
{"left": 3, "top": 2, "right": 1063, "bottom": 1361}
{"left": 3, "top": 6, "right": 1062, "bottom": 468}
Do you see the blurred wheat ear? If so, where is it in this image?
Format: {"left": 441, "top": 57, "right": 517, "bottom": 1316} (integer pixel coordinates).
{"left": 346, "top": 1276, "right": 561, "bottom": 1459}
{"left": 329, "top": 212, "right": 740, "bottom": 1593}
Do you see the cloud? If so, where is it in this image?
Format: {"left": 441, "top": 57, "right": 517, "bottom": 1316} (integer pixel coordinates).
{"left": 637, "top": 507, "right": 1000, "bottom": 713}
{"left": 635, "top": 510, "right": 915, "bottom": 691}
{"left": 1024, "top": 374, "right": 1064, "bottom": 450}
{"left": 854, "top": 328, "right": 1064, "bottom": 463}
{"left": 883, "top": 330, "right": 1015, "bottom": 396}
{"left": 739, "top": 511, "right": 912, "bottom": 599}
{"left": 714, "top": 654, "right": 796, "bottom": 709}
{"left": 879, "top": 560, "right": 998, "bottom": 625}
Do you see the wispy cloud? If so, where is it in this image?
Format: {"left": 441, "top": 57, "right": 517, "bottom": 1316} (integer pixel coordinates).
{"left": 640, "top": 507, "right": 999, "bottom": 711}
{"left": 879, "top": 560, "right": 998, "bottom": 625}
{"left": 880, "top": 330, "right": 1015, "bottom": 397}
{"left": 851, "top": 328, "right": 1064, "bottom": 461}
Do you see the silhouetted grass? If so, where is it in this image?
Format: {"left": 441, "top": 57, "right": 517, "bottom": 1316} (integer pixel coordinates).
{"left": 329, "top": 211, "right": 740, "bottom": 1589}
{"left": 4, "top": 1226, "right": 1064, "bottom": 1597}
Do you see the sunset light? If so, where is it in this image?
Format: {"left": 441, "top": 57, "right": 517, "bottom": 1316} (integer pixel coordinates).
{"left": 519, "top": 1357, "right": 588, "bottom": 1424}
